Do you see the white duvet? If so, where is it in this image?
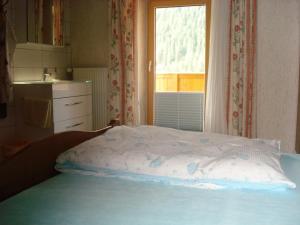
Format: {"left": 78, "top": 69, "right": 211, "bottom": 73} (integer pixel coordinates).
{"left": 56, "top": 126, "right": 296, "bottom": 190}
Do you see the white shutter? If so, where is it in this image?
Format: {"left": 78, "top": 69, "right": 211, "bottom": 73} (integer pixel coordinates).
{"left": 154, "top": 92, "right": 204, "bottom": 131}
{"left": 154, "top": 93, "right": 178, "bottom": 129}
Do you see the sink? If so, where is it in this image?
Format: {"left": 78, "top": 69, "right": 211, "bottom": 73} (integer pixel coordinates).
{"left": 13, "top": 79, "right": 71, "bottom": 85}
{"left": 13, "top": 80, "right": 91, "bottom": 85}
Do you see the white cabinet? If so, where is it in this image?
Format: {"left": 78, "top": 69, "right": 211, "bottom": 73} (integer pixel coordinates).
{"left": 54, "top": 115, "right": 92, "bottom": 133}
{"left": 53, "top": 96, "right": 92, "bottom": 122}
{"left": 14, "top": 81, "right": 92, "bottom": 141}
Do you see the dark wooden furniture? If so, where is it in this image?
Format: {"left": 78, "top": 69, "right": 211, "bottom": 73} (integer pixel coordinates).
{"left": 0, "top": 125, "right": 114, "bottom": 202}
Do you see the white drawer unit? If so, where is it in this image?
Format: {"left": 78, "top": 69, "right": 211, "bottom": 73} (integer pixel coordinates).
{"left": 54, "top": 115, "right": 92, "bottom": 133}
{"left": 14, "top": 81, "right": 93, "bottom": 141}
{"left": 52, "top": 82, "right": 92, "bottom": 98}
{"left": 53, "top": 96, "right": 92, "bottom": 122}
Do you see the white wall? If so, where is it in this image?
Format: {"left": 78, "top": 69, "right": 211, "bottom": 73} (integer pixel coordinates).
{"left": 13, "top": 44, "right": 71, "bottom": 81}
{"left": 70, "top": 0, "right": 109, "bottom": 67}
{"left": 257, "top": 0, "right": 300, "bottom": 152}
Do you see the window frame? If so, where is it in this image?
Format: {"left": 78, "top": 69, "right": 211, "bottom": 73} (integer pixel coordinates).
{"left": 147, "top": 0, "right": 211, "bottom": 124}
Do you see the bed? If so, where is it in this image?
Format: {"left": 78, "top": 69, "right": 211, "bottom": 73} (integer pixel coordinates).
{"left": 0, "top": 125, "right": 300, "bottom": 225}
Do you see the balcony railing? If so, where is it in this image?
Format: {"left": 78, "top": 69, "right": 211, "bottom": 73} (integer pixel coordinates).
{"left": 155, "top": 73, "right": 205, "bottom": 92}
{"left": 154, "top": 73, "right": 205, "bottom": 131}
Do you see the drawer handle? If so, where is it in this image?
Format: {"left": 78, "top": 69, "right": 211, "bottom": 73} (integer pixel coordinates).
{"left": 66, "top": 122, "right": 84, "bottom": 129}
{"left": 65, "top": 101, "right": 83, "bottom": 106}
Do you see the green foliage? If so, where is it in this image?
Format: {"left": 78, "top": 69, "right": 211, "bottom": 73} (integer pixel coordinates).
{"left": 156, "top": 6, "right": 206, "bottom": 74}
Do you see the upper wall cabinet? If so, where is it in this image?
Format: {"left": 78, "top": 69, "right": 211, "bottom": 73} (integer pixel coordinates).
{"left": 15, "top": 0, "right": 64, "bottom": 46}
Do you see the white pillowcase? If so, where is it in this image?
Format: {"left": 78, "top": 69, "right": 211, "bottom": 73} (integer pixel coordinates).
{"left": 197, "top": 139, "right": 295, "bottom": 189}
{"left": 56, "top": 126, "right": 296, "bottom": 190}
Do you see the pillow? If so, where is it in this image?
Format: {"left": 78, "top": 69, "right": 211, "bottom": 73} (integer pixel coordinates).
{"left": 56, "top": 126, "right": 296, "bottom": 190}
{"left": 195, "top": 139, "right": 295, "bottom": 190}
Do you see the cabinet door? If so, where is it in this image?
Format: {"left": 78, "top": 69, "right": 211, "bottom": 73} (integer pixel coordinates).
{"left": 54, "top": 115, "right": 92, "bottom": 133}
{"left": 53, "top": 95, "right": 92, "bottom": 122}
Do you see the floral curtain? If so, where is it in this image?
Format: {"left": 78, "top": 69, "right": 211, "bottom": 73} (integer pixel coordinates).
{"left": 0, "top": 0, "right": 10, "bottom": 105}
{"left": 226, "top": 0, "right": 257, "bottom": 138}
{"left": 108, "top": 0, "right": 136, "bottom": 125}
{"left": 53, "top": 0, "right": 64, "bottom": 46}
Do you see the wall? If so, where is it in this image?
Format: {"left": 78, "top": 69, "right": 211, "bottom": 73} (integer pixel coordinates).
{"left": 13, "top": 44, "right": 71, "bottom": 81}
{"left": 257, "top": 0, "right": 300, "bottom": 152}
{"left": 0, "top": 107, "right": 15, "bottom": 144}
{"left": 70, "top": 0, "right": 148, "bottom": 124}
{"left": 0, "top": 0, "right": 72, "bottom": 145}
{"left": 70, "top": 0, "right": 109, "bottom": 67}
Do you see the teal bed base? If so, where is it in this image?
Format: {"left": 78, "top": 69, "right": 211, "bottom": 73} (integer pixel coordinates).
{"left": 0, "top": 154, "right": 300, "bottom": 225}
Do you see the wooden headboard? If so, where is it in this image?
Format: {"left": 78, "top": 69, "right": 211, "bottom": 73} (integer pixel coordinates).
{"left": 0, "top": 126, "right": 114, "bottom": 202}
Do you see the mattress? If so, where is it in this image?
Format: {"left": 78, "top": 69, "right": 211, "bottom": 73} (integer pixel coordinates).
{"left": 0, "top": 153, "right": 300, "bottom": 225}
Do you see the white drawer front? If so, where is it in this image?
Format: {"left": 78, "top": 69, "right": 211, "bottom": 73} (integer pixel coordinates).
{"left": 53, "top": 95, "right": 92, "bottom": 122}
{"left": 54, "top": 115, "right": 92, "bottom": 133}
{"left": 52, "top": 82, "right": 92, "bottom": 98}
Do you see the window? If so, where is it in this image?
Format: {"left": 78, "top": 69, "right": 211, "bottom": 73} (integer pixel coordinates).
{"left": 148, "top": 0, "right": 211, "bottom": 131}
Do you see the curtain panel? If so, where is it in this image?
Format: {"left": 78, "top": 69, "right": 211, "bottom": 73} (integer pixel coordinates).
{"left": 226, "top": 0, "right": 257, "bottom": 138}
{"left": 108, "top": 0, "right": 137, "bottom": 125}
{"left": 204, "top": 0, "right": 230, "bottom": 134}
{"left": 0, "top": 0, "right": 10, "bottom": 105}
{"left": 53, "top": 0, "right": 63, "bottom": 46}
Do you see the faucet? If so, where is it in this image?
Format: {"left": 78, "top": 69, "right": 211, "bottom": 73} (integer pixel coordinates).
{"left": 42, "top": 68, "right": 52, "bottom": 81}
